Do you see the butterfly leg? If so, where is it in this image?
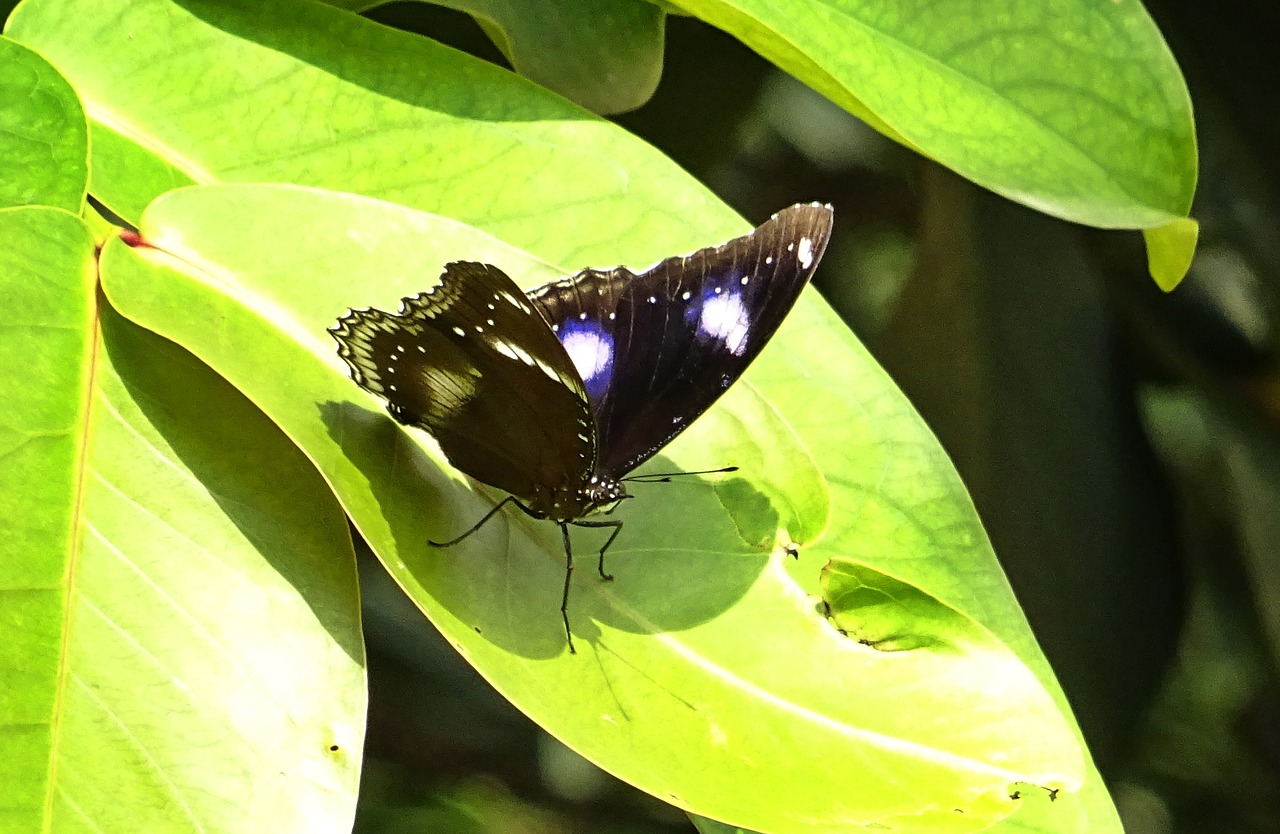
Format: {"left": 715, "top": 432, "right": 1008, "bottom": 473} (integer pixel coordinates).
{"left": 429, "top": 495, "right": 523, "bottom": 547}
{"left": 569, "top": 518, "right": 623, "bottom": 581}
{"left": 556, "top": 519, "right": 623, "bottom": 655}
{"left": 558, "top": 521, "right": 578, "bottom": 655}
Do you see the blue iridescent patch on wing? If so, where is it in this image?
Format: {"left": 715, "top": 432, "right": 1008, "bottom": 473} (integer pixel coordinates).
{"left": 555, "top": 316, "right": 615, "bottom": 402}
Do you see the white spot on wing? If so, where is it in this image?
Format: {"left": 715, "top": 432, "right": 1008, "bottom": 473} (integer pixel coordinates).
{"left": 698, "top": 289, "right": 749, "bottom": 355}
{"left": 797, "top": 237, "right": 814, "bottom": 268}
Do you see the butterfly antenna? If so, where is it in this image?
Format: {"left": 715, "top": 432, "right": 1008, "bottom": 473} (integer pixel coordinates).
{"left": 623, "top": 465, "right": 739, "bottom": 484}
{"left": 429, "top": 495, "right": 527, "bottom": 548}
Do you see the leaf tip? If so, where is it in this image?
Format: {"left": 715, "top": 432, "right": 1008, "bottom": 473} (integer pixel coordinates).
{"left": 1143, "top": 217, "right": 1200, "bottom": 291}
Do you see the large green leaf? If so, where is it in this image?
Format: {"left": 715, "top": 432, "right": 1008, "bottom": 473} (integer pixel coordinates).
{"left": 101, "top": 183, "right": 1087, "bottom": 833}
{"left": 0, "top": 206, "right": 366, "bottom": 832}
{"left": 669, "top": 0, "right": 1198, "bottom": 286}
{"left": 5, "top": 0, "right": 1195, "bottom": 281}
{"left": 0, "top": 207, "right": 96, "bottom": 831}
{"left": 673, "top": 0, "right": 1195, "bottom": 228}
{"left": 0, "top": 37, "right": 87, "bottom": 211}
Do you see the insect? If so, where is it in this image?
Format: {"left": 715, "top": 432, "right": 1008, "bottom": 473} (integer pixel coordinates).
{"left": 330, "top": 203, "right": 834, "bottom": 652}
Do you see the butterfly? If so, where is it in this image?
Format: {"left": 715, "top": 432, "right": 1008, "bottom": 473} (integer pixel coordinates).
{"left": 330, "top": 203, "right": 834, "bottom": 652}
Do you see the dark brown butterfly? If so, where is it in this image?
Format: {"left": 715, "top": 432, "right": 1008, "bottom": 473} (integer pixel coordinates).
{"left": 331, "top": 203, "right": 834, "bottom": 651}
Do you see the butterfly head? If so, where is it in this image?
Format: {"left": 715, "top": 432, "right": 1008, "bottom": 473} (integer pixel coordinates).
{"left": 583, "top": 474, "right": 628, "bottom": 510}
{"left": 537, "top": 474, "right": 628, "bottom": 522}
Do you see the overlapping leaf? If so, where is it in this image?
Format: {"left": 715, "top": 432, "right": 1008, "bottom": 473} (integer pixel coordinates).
{"left": 327, "top": 0, "right": 664, "bottom": 114}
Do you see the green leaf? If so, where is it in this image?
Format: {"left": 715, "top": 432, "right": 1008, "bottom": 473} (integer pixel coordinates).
{"left": 6, "top": 0, "right": 1198, "bottom": 284}
{"left": 672, "top": 0, "right": 1196, "bottom": 230}
{"left": 0, "top": 206, "right": 95, "bottom": 832}
{"left": 0, "top": 206, "right": 365, "bottom": 832}
{"left": 1143, "top": 216, "right": 1200, "bottom": 291}
{"left": 5, "top": 0, "right": 732, "bottom": 262}
{"left": 101, "top": 183, "right": 1087, "bottom": 833}
{"left": 0, "top": 37, "right": 87, "bottom": 211}
{"left": 329, "top": 0, "right": 665, "bottom": 115}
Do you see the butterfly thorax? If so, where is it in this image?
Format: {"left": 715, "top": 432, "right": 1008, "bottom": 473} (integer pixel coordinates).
{"left": 532, "top": 474, "right": 628, "bottom": 522}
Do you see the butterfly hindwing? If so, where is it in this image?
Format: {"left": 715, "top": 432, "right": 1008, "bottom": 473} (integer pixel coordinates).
{"left": 332, "top": 261, "right": 597, "bottom": 510}
{"left": 526, "top": 269, "right": 625, "bottom": 405}
{"left": 528, "top": 203, "right": 834, "bottom": 476}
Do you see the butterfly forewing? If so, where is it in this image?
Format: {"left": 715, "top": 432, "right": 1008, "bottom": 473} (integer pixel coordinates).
{"left": 529, "top": 203, "right": 834, "bottom": 476}
{"left": 331, "top": 261, "right": 597, "bottom": 513}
